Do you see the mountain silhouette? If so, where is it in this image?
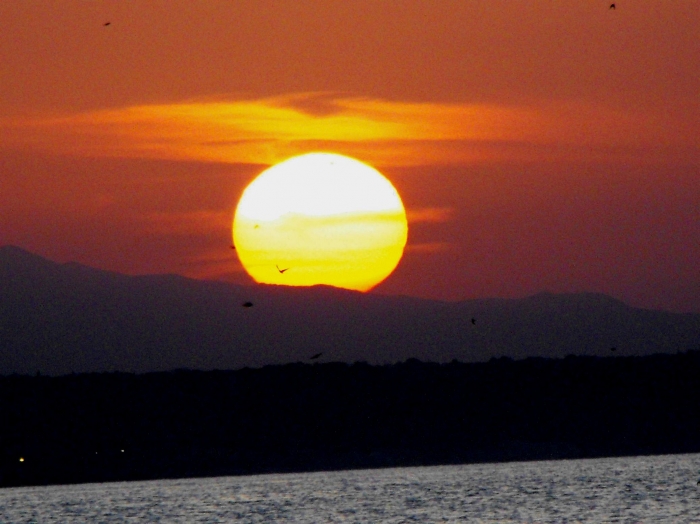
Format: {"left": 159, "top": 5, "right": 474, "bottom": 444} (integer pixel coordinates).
{"left": 1, "top": 245, "right": 699, "bottom": 376}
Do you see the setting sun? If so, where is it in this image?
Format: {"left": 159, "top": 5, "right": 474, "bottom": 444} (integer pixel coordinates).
{"left": 233, "top": 153, "right": 408, "bottom": 291}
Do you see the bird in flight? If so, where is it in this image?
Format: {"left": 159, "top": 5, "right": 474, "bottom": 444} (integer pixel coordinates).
{"left": 471, "top": 318, "right": 477, "bottom": 325}
{"left": 276, "top": 265, "right": 289, "bottom": 274}
{"left": 310, "top": 352, "right": 323, "bottom": 360}
{"left": 104, "top": 22, "right": 111, "bottom": 26}
{"left": 230, "top": 244, "right": 235, "bottom": 250}
{"left": 242, "top": 301, "right": 253, "bottom": 308}
{"left": 609, "top": 3, "right": 615, "bottom": 9}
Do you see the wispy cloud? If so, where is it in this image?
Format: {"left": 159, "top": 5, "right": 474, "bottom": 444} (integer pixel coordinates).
{"left": 407, "top": 207, "right": 453, "bottom": 224}
{"left": 185, "top": 248, "right": 249, "bottom": 282}
{"left": 3, "top": 93, "right": 694, "bottom": 166}
{"left": 406, "top": 242, "right": 451, "bottom": 254}
{"left": 142, "top": 210, "right": 232, "bottom": 236}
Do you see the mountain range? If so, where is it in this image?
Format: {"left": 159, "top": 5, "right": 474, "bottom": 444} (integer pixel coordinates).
{"left": 1, "top": 245, "right": 699, "bottom": 376}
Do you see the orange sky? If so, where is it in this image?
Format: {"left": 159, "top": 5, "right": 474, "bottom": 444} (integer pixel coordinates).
{"left": 1, "top": 0, "right": 698, "bottom": 311}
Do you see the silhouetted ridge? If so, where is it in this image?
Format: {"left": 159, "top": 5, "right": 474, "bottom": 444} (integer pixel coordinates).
{"left": 0, "top": 245, "right": 57, "bottom": 272}
{"left": 523, "top": 291, "right": 630, "bottom": 309}
{"left": 1, "top": 246, "right": 699, "bottom": 376}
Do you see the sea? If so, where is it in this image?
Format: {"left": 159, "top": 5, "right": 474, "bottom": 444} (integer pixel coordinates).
{"left": 2, "top": 453, "right": 700, "bottom": 523}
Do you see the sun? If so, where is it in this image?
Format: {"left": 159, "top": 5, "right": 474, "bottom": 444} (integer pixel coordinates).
{"left": 233, "top": 152, "right": 408, "bottom": 291}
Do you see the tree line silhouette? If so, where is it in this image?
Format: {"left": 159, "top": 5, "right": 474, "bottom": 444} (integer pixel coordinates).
{"left": 2, "top": 351, "right": 700, "bottom": 487}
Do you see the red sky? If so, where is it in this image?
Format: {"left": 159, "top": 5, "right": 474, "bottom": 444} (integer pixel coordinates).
{"left": 1, "top": 0, "right": 698, "bottom": 312}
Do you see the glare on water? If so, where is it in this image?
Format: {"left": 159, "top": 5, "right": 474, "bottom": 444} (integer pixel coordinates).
{"left": 1, "top": 453, "right": 700, "bottom": 523}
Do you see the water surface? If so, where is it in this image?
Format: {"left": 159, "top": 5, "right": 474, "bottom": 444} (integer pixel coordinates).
{"left": 2, "top": 453, "right": 700, "bottom": 522}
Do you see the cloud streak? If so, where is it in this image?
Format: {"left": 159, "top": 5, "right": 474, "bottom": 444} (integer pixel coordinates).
{"left": 142, "top": 210, "right": 232, "bottom": 236}
{"left": 4, "top": 93, "right": 693, "bottom": 167}
{"left": 407, "top": 207, "right": 453, "bottom": 224}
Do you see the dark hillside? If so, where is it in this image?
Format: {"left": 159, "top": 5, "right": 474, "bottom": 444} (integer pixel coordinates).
{"left": 2, "top": 246, "right": 700, "bottom": 375}
{"left": 2, "top": 352, "right": 700, "bottom": 487}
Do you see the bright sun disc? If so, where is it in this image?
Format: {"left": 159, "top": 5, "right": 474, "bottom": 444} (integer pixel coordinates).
{"left": 233, "top": 153, "right": 408, "bottom": 291}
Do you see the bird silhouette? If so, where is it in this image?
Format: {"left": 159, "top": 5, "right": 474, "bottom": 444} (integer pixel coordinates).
{"left": 609, "top": 3, "right": 615, "bottom": 9}
{"left": 242, "top": 301, "right": 253, "bottom": 308}
{"left": 610, "top": 347, "right": 617, "bottom": 352}
{"left": 276, "top": 265, "right": 289, "bottom": 274}
{"left": 310, "top": 352, "right": 323, "bottom": 360}
{"left": 230, "top": 244, "right": 235, "bottom": 250}
{"left": 471, "top": 318, "right": 477, "bottom": 325}
{"left": 103, "top": 22, "right": 111, "bottom": 26}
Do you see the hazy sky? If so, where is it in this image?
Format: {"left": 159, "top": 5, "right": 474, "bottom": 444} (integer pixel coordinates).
{"left": 1, "top": 0, "right": 698, "bottom": 312}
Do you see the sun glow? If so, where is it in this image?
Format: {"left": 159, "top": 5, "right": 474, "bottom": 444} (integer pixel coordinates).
{"left": 233, "top": 153, "right": 408, "bottom": 291}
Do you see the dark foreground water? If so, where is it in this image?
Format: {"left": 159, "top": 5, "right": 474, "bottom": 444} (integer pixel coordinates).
{"left": 2, "top": 453, "right": 700, "bottom": 523}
